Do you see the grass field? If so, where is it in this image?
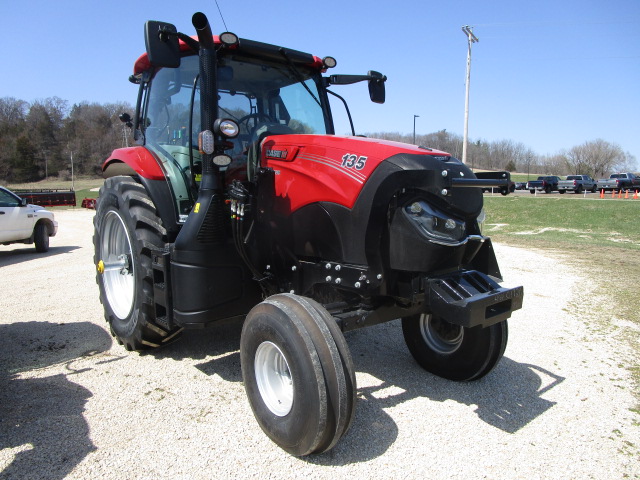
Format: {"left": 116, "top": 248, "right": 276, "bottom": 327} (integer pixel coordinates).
{"left": 5, "top": 177, "right": 103, "bottom": 208}
{"left": 484, "top": 195, "right": 640, "bottom": 408}
{"left": 484, "top": 195, "right": 640, "bottom": 251}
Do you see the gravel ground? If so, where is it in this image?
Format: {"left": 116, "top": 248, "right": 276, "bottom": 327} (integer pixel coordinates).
{"left": 1, "top": 209, "right": 638, "bottom": 480}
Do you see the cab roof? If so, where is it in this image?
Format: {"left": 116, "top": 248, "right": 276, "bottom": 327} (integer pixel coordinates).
{"left": 134, "top": 35, "right": 325, "bottom": 76}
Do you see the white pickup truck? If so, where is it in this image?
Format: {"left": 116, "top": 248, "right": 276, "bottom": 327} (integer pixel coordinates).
{"left": 0, "top": 186, "right": 58, "bottom": 252}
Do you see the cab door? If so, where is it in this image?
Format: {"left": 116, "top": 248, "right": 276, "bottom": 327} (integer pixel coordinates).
{"left": 0, "top": 189, "right": 32, "bottom": 242}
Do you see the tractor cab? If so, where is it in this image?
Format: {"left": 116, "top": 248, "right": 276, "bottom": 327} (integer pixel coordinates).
{"left": 124, "top": 32, "right": 383, "bottom": 224}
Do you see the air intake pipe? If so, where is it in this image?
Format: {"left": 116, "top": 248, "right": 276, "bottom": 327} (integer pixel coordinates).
{"left": 192, "top": 11, "right": 218, "bottom": 182}
{"left": 174, "top": 11, "right": 226, "bottom": 254}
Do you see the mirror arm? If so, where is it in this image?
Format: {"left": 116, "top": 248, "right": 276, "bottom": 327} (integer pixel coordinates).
{"left": 328, "top": 74, "right": 370, "bottom": 86}
{"left": 326, "top": 89, "right": 355, "bottom": 136}
{"left": 176, "top": 32, "right": 200, "bottom": 52}
{"left": 328, "top": 73, "right": 387, "bottom": 86}
{"left": 159, "top": 29, "right": 200, "bottom": 53}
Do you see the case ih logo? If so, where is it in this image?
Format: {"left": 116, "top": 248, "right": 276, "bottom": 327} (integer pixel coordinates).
{"left": 266, "top": 149, "right": 288, "bottom": 160}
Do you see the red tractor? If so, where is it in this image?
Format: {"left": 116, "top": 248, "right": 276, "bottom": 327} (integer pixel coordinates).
{"left": 94, "top": 12, "right": 523, "bottom": 456}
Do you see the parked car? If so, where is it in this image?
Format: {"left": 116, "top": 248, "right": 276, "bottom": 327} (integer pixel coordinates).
{"left": 514, "top": 182, "right": 528, "bottom": 190}
{"left": 0, "top": 186, "right": 57, "bottom": 252}
{"left": 526, "top": 176, "right": 561, "bottom": 194}
{"left": 597, "top": 173, "right": 640, "bottom": 192}
{"left": 557, "top": 175, "right": 598, "bottom": 194}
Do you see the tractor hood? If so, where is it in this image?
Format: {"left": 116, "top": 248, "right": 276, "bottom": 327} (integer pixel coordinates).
{"left": 260, "top": 134, "right": 481, "bottom": 217}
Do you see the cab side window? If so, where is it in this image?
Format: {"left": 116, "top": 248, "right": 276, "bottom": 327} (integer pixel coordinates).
{"left": 0, "top": 190, "right": 21, "bottom": 208}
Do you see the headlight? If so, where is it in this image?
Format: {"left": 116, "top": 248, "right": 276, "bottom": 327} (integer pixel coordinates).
{"left": 477, "top": 208, "right": 486, "bottom": 234}
{"left": 213, "top": 154, "right": 232, "bottom": 167}
{"left": 214, "top": 118, "right": 239, "bottom": 138}
{"left": 403, "top": 200, "right": 466, "bottom": 245}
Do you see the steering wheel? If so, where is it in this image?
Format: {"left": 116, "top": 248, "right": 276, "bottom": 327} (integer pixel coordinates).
{"left": 238, "top": 113, "right": 274, "bottom": 137}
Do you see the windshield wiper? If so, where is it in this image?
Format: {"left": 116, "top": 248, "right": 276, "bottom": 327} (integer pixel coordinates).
{"left": 278, "top": 48, "right": 321, "bottom": 107}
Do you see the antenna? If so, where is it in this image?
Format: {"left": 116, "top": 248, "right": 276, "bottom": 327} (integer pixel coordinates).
{"left": 214, "top": 0, "right": 229, "bottom": 31}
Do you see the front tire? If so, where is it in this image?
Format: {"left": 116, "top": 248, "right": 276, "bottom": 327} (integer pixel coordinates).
{"left": 34, "top": 222, "right": 49, "bottom": 252}
{"left": 240, "top": 294, "right": 356, "bottom": 456}
{"left": 93, "top": 176, "right": 180, "bottom": 351}
{"left": 401, "top": 314, "right": 508, "bottom": 382}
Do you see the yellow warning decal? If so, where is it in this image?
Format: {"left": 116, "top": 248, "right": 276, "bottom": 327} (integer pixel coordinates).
{"left": 194, "top": 203, "right": 200, "bottom": 213}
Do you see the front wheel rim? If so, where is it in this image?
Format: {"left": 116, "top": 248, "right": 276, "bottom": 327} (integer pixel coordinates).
{"left": 100, "top": 210, "right": 135, "bottom": 320}
{"left": 254, "top": 341, "right": 294, "bottom": 416}
{"left": 419, "top": 314, "right": 464, "bottom": 354}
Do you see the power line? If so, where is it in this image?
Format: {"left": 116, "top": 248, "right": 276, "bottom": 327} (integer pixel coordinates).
{"left": 473, "top": 20, "right": 640, "bottom": 28}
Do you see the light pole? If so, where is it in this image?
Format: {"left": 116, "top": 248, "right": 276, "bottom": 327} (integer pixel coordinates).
{"left": 461, "top": 25, "right": 478, "bottom": 165}
{"left": 413, "top": 115, "right": 420, "bottom": 144}
{"left": 70, "top": 151, "right": 74, "bottom": 191}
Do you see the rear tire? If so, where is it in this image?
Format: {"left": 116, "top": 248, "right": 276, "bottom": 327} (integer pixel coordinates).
{"left": 34, "top": 222, "right": 49, "bottom": 252}
{"left": 93, "top": 176, "right": 180, "bottom": 351}
{"left": 240, "top": 293, "right": 356, "bottom": 456}
{"left": 401, "top": 314, "right": 508, "bottom": 381}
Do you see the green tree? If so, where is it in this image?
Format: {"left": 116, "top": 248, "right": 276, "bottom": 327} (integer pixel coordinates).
{"left": 13, "top": 135, "right": 39, "bottom": 182}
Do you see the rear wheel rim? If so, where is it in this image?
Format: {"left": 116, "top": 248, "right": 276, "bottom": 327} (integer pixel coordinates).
{"left": 255, "top": 341, "right": 294, "bottom": 417}
{"left": 419, "top": 314, "right": 464, "bottom": 354}
{"left": 100, "top": 210, "right": 135, "bottom": 320}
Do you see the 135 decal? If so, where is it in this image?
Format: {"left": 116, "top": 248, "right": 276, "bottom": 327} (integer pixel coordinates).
{"left": 341, "top": 153, "right": 367, "bottom": 170}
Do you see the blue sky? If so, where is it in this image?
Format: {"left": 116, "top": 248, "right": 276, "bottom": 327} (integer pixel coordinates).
{"left": 3, "top": 0, "right": 639, "bottom": 161}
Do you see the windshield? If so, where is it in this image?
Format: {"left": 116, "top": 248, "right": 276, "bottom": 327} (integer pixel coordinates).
{"left": 142, "top": 53, "right": 330, "bottom": 216}
{"left": 145, "top": 54, "right": 330, "bottom": 151}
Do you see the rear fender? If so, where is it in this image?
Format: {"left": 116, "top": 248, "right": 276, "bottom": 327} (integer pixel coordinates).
{"left": 103, "top": 146, "right": 165, "bottom": 180}
{"left": 102, "top": 147, "right": 181, "bottom": 238}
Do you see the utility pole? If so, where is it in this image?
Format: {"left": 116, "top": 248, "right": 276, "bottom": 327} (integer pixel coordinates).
{"left": 122, "top": 124, "right": 129, "bottom": 148}
{"left": 42, "top": 150, "right": 48, "bottom": 180}
{"left": 70, "top": 151, "right": 74, "bottom": 191}
{"left": 461, "top": 25, "right": 479, "bottom": 165}
{"left": 413, "top": 115, "right": 420, "bottom": 144}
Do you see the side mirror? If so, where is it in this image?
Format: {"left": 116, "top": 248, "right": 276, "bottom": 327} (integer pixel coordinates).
{"left": 328, "top": 71, "right": 387, "bottom": 104}
{"left": 20, "top": 198, "right": 28, "bottom": 206}
{"left": 144, "top": 21, "right": 180, "bottom": 68}
{"left": 367, "top": 71, "right": 386, "bottom": 104}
